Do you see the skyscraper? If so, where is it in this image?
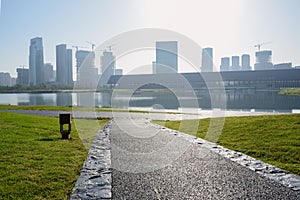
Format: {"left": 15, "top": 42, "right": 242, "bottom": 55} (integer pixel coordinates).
{"left": 241, "top": 54, "right": 251, "bottom": 71}
{"left": 29, "top": 37, "right": 44, "bottom": 85}
{"left": 152, "top": 61, "right": 157, "bottom": 74}
{"left": 156, "top": 41, "right": 178, "bottom": 73}
{"left": 254, "top": 50, "right": 273, "bottom": 70}
{"left": 201, "top": 47, "right": 213, "bottom": 72}
{"left": 231, "top": 56, "right": 240, "bottom": 71}
{"left": 115, "top": 69, "right": 123, "bottom": 75}
{"left": 44, "top": 63, "right": 55, "bottom": 83}
{"left": 56, "top": 44, "right": 73, "bottom": 85}
{"left": 16, "top": 67, "right": 29, "bottom": 85}
{"left": 100, "top": 50, "right": 116, "bottom": 86}
{"left": 0, "top": 72, "right": 13, "bottom": 86}
{"left": 67, "top": 49, "right": 73, "bottom": 84}
{"left": 75, "top": 50, "right": 92, "bottom": 81}
{"left": 220, "top": 57, "right": 230, "bottom": 71}
{"left": 75, "top": 50, "right": 98, "bottom": 87}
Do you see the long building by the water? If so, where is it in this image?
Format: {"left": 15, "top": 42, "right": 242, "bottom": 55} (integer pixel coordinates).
{"left": 107, "top": 69, "right": 300, "bottom": 90}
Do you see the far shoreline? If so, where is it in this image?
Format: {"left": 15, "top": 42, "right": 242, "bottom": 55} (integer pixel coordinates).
{"left": 0, "top": 89, "right": 113, "bottom": 94}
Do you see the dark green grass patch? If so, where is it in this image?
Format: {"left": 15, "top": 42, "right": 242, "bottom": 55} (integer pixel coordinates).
{"left": 0, "top": 111, "right": 109, "bottom": 199}
{"left": 154, "top": 114, "right": 300, "bottom": 176}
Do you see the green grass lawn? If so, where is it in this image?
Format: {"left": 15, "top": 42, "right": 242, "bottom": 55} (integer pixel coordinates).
{"left": 0, "top": 111, "right": 109, "bottom": 199}
{"left": 154, "top": 114, "right": 300, "bottom": 176}
{"left": 278, "top": 88, "right": 300, "bottom": 95}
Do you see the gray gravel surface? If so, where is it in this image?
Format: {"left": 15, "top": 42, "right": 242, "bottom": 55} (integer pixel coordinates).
{"left": 111, "top": 143, "right": 300, "bottom": 200}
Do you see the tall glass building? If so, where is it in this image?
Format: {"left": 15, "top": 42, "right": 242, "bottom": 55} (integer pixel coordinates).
{"left": 220, "top": 57, "right": 230, "bottom": 71}
{"left": 56, "top": 44, "right": 73, "bottom": 85}
{"left": 231, "top": 56, "right": 240, "bottom": 71}
{"left": 75, "top": 50, "right": 98, "bottom": 87}
{"left": 99, "top": 50, "right": 116, "bottom": 86}
{"left": 29, "top": 37, "right": 44, "bottom": 85}
{"left": 201, "top": 47, "right": 213, "bottom": 72}
{"left": 241, "top": 54, "right": 251, "bottom": 71}
{"left": 155, "top": 41, "right": 178, "bottom": 73}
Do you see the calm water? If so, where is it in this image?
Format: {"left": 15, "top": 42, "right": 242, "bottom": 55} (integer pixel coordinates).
{"left": 0, "top": 91, "right": 300, "bottom": 113}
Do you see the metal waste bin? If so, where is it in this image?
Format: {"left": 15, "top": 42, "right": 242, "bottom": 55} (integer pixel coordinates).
{"left": 59, "top": 113, "right": 71, "bottom": 139}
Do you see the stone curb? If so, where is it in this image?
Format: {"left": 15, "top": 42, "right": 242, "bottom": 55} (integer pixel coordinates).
{"left": 69, "top": 121, "right": 112, "bottom": 200}
{"left": 149, "top": 121, "right": 300, "bottom": 195}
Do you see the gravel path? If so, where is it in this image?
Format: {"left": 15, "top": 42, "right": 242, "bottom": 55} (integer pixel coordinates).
{"left": 110, "top": 119, "right": 300, "bottom": 200}
{"left": 112, "top": 149, "right": 299, "bottom": 199}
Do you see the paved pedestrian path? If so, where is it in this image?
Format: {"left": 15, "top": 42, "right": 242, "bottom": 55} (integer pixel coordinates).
{"left": 109, "top": 118, "right": 300, "bottom": 200}
{"left": 70, "top": 116, "right": 300, "bottom": 199}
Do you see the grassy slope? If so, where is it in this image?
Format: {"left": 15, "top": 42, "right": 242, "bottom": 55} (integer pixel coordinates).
{"left": 0, "top": 111, "right": 109, "bottom": 199}
{"left": 154, "top": 114, "right": 300, "bottom": 176}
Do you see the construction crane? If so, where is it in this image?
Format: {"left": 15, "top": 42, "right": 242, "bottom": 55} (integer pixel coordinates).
{"left": 254, "top": 42, "right": 272, "bottom": 52}
{"left": 106, "top": 44, "right": 116, "bottom": 51}
{"left": 86, "top": 41, "right": 96, "bottom": 51}
{"left": 71, "top": 45, "right": 87, "bottom": 52}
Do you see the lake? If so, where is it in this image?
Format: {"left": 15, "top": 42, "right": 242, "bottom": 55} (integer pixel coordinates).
{"left": 0, "top": 90, "right": 300, "bottom": 113}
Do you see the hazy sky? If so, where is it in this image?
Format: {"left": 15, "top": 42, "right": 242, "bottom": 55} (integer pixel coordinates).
{"left": 1, "top": 0, "right": 300, "bottom": 77}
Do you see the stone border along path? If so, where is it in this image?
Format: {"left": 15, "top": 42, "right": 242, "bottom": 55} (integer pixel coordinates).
{"left": 69, "top": 121, "right": 112, "bottom": 200}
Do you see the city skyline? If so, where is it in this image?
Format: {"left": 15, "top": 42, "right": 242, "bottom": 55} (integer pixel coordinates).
{"left": 2, "top": 35, "right": 299, "bottom": 87}
{"left": 1, "top": 0, "right": 300, "bottom": 77}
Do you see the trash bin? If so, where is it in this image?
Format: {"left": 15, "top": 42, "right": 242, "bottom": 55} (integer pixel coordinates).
{"left": 59, "top": 113, "right": 71, "bottom": 139}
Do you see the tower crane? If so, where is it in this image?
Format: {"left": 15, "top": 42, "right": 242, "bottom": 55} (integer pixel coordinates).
{"left": 107, "top": 44, "right": 116, "bottom": 51}
{"left": 86, "top": 41, "right": 96, "bottom": 51}
{"left": 254, "top": 42, "right": 272, "bottom": 52}
{"left": 71, "top": 45, "right": 87, "bottom": 52}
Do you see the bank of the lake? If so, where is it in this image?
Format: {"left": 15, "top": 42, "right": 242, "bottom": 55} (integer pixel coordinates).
{"left": 0, "top": 89, "right": 112, "bottom": 94}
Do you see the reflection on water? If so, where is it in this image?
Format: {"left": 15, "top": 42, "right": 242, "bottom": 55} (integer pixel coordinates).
{"left": 111, "top": 91, "right": 180, "bottom": 109}
{"left": 56, "top": 93, "right": 72, "bottom": 106}
{"left": 197, "top": 90, "right": 300, "bottom": 111}
{"left": 0, "top": 90, "right": 299, "bottom": 112}
{"left": 98, "top": 92, "right": 112, "bottom": 107}
{"left": 225, "top": 90, "right": 300, "bottom": 111}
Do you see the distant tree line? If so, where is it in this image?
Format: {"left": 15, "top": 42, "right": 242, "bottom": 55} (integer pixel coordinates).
{"left": 0, "top": 84, "right": 74, "bottom": 93}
